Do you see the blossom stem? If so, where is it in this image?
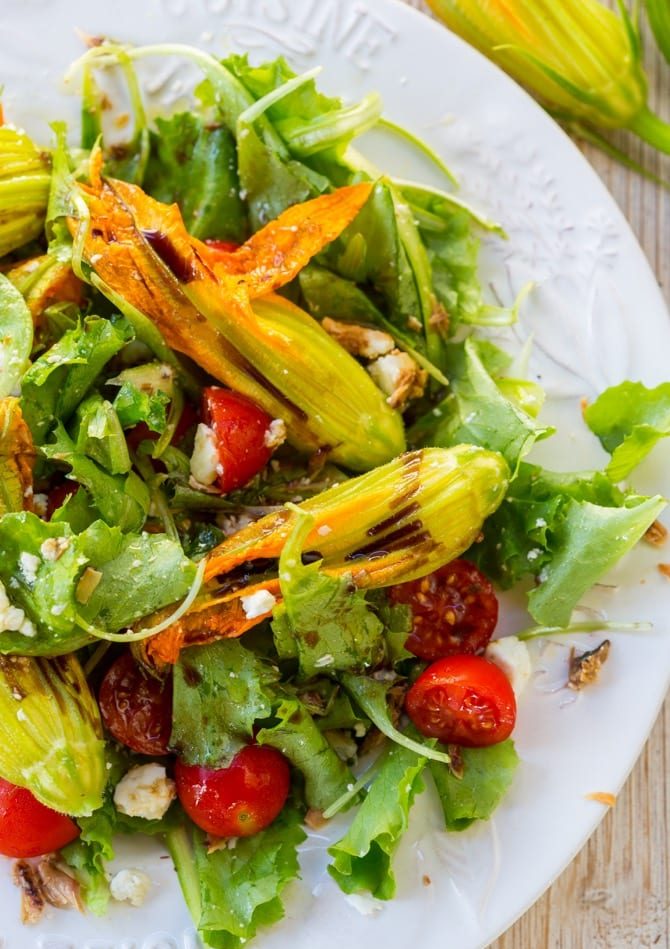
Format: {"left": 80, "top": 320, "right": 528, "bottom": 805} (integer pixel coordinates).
{"left": 628, "top": 106, "right": 670, "bottom": 154}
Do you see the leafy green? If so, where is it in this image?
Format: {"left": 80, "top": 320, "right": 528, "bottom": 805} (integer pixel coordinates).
{"left": 0, "top": 274, "right": 33, "bottom": 398}
{"left": 429, "top": 740, "right": 519, "bottom": 831}
{"left": 328, "top": 741, "right": 427, "bottom": 900}
{"left": 272, "top": 510, "right": 386, "bottom": 678}
{"left": 167, "top": 802, "right": 306, "bottom": 949}
{"left": 171, "top": 640, "right": 279, "bottom": 767}
{"left": 584, "top": 381, "right": 670, "bottom": 480}
{"left": 143, "top": 112, "right": 247, "bottom": 242}
{"left": 111, "top": 368, "right": 172, "bottom": 434}
{"left": 42, "top": 424, "right": 149, "bottom": 533}
{"left": 340, "top": 674, "right": 450, "bottom": 765}
{"left": 471, "top": 463, "right": 666, "bottom": 625}
{"left": 411, "top": 338, "right": 551, "bottom": 471}
{"left": 0, "top": 513, "right": 196, "bottom": 654}
{"left": 63, "top": 748, "right": 178, "bottom": 915}
{"left": 257, "top": 698, "right": 354, "bottom": 810}
{"left": 73, "top": 393, "right": 131, "bottom": 475}
{"left": 20, "top": 316, "right": 133, "bottom": 443}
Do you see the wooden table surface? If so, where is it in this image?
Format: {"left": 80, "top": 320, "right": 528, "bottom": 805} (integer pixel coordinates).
{"left": 403, "top": 2, "right": 670, "bottom": 946}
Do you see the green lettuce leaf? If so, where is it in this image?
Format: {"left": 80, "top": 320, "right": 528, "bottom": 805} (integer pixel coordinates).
{"left": 171, "top": 640, "right": 279, "bottom": 767}
{"left": 257, "top": 698, "right": 354, "bottom": 810}
{"left": 272, "top": 510, "right": 385, "bottom": 678}
{"left": 42, "top": 423, "right": 149, "bottom": 533}
{"left": 72, "top": 393, "right": 131, "bottom": 475}
{"left": 429, "top": 740, "right": 519, "bottom": 831}
{"left": 411, "top": 338, "right": 551, "bottom": 471}
{"left": 328, "top": 741, "right": 427, "bottom": 900}
{"left": 0, "top": 513, "right": 196, "bottom": 654}
{"left": 167, "top": 801, "right": 306, "bottom": 949}
{"left": 143, "top": 112, "right": 247, "bottom": 242}
{"left": 584, "top": 381, "right": 670, "bottom": 480}
{"left": 0, "top": 273, "right": 33, "bottom": 398}
{"left": 20, "top": 315, "right": 133, "bottom": 443}
{"left": 111, "top": 369, "right": 171, "bottom": 434}
{"left": 470, "top": 463, "right": 666, "bottom": 625}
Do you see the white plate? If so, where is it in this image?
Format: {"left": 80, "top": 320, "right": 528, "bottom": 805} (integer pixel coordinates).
{"left": 3, "top": 1, "right": 670, "bottom": 947}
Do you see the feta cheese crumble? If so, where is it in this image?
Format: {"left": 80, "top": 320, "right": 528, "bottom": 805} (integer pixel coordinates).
{"left": 110, "top": 868, "right": 152, "bottom": 907}
{"left": 113, "top": 764, "right": 176, "bottom": 821}
{"left": 240, "top": 588, "right": 277, "bottom": 619}
{"left": 263, "top": 418, "right": 287, "bottom": 450}
{"left": 19, "top": 552, "right": 40, "bottom": 585}
{"left": 485, "top": 636, "right": 532, "bottom": 698}
{"left": 190, "top": 424, "right": 220, "bottom": 486}
{"left": 0, "top": 581, "right": 36, "bottom": 638}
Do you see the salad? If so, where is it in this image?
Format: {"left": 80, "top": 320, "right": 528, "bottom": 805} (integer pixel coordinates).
{"left": 0, "top": 38, "right": 668, "bottom": 946}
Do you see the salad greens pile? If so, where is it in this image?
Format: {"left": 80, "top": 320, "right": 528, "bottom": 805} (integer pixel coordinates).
{"left": 0, "top": 41, "right": 667, "bottom": 946}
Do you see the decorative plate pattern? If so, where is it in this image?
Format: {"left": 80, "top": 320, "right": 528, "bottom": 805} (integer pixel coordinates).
{"left": 2, "top": 0, "right": 670, "bottom": 947}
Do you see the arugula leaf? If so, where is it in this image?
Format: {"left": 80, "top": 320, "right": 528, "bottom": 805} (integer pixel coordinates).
{"left": 0, "top": 273, "right": 33, "bottom": 398}
{"left": 272, "top": 510, "right": 386, "bottom": 678}
{"left": 340, "top": 674, "right": 450, "bottom": 765}
{"left": 171, "top": 640, "right": 279, "bottom": 767}
{"left": 42, "top": 423, "right": 149, "bottom": 533}
{"left": 411, "top": 338, "right": 551, "bottom": 471}
{"left": 72, "top": 393, "right": 131, "bottom": 475}
{"left": 328, "top": 741, "right": 427, "bottom": 900}
{"left": 144, "top": 112, "right": 247, "bottom": 242}
{"left": 471, "top": 463, "right": 666, "bottom": 625}
{"left": 257, "top": 698, "right": 354, "bottom": 811}
{"left": 429, "top": 740, "right": 519, "bottom": 831}
{"left": 584, "top": 381, "right": 670, "bottom": 480}
{"left": 20, "top": 315, "right": 133, "bottom": 443}
{"left": 111, "top": 365, "right": 172, "bottom": 434}
{"left": 167, "top": 802, "right": 306, "bottom": 949}
{"left": 0, "top": 513, "right": 196, "bottom": 654}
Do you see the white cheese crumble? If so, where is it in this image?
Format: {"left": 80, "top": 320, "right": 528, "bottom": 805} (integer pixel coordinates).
{"left": 485, "top": 636, "right": 532, "bottom": 699}
{"left": 0, "top": 580, "right": 36, "bottom": 637}
{"left": 32, "top": 493, "right": 48, "bottom": 517}
{"left": 19, "top": 552, "right": 40, "bottom": 585}
{"left": 190, "top": 423, "right": 220, "bottom": 486}
{"left": 240, "top": 589, "right": 277, "bottom": 620}
{"left": 110, "top": 868, "right": 152, "bottom": 907}
{"left": 40, "top": 536, "right": 70, "bottom": 561}
{"left": 314, "top": 653, "right": 334, "bottom": 668}
{"left": 263, "top": 418, "right": 287, "bottom": 450}
{"left": 316, "top": 524, "right": 332, "bottom": 537}
{"left": 113, "top": 764, "right": 176, "bottom": 821}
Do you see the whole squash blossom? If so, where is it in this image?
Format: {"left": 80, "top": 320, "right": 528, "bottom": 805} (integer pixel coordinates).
{"left": 427, "top": 0, "right": 670, "bottom": 153}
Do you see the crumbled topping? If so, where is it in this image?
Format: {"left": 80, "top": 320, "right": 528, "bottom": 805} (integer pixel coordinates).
{"left": 113, "top": 764, "right": 176, "bottom": 821}
{"left": 657, "top": 563, "right": 670, "bottom": 579}
{"left": 367, "top": 350, "right": 428, "bottom": 409}
{"left": 75, "top": 567, "right": 103, "bottom": 605}
{"left": 568, "top": 640, "right": 611, "bottom": 690}
{"left": 263, "top": 418, "right": 287, "bottom": 451}
{"left": 19, "top": 552, "right": 40, "bottom": 585}
{"left": 585, "top": 791, "right": 616, "bottom": 806}
{"left": 485, "top": 636, "right": 532, "bottom": 698}
{"left": 40, "top": 536, "right": 70, "bottom": 562}
{"left": 190, "top": 423, "right": 220, "bottom": 487}
{"left": 110, "top": 868, "right": 152, "bottom": 907}
{"left": 13, "top": 857, "right": 82, "bottom": 924}
{"left": 240, "top": 588, "right": 277, "bottom": 619}
{"left": 322, "top": 317, "right": 395, "bottom": 359}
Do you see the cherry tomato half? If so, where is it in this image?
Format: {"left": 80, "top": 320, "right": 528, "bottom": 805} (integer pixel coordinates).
{"left": 0, "top": 778, "right": 79, "bottom": 858}
{"left": 389, "top": 560, "right": 498, "bottom": 661}
{"left": 98, "top": 652, "right": 173, "bottom": 756}
{"left": 175, "top": 745, "right": 290, "bottom": 838}
{"left": 202, "top": 387, "right": 276, "bottom": 494}
{"left": 405, "top": 655, "right": 516, "bottom": 747}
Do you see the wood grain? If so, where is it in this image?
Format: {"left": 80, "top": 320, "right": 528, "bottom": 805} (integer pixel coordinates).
{"left": 400, "top": 1, "right": 670, "bottom": 946}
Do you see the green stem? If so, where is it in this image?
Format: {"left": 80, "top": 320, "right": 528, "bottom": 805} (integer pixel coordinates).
{"left": 645, "top": 0, "right": 670, "bottom": 65}
{"left": 628, "top": 106, "right": 670, "bottom": 154}
{"left": 164, "top": 825, "right": 202, "bottom": 927}
{"left": 517, "top": 620, "right": 651, "bottom": 642}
